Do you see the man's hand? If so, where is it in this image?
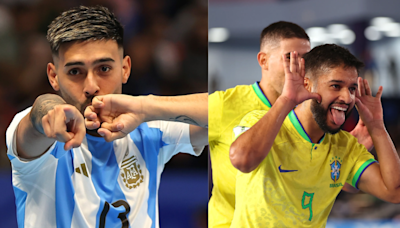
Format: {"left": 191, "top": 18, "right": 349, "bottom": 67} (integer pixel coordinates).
{"left": 350, "top": 118, "right": 374, "bottom": 151}
{"left": 84, "top": 94, "right": 145, "bottom": 142}
{"left": 281, "top": 51, "right": 321, "bottom": 107}
{"left": 355, "top": 77, "right": 383, "bottom": 130}
{"left": 41, "top": 104, "right": 86, "bottom": 151}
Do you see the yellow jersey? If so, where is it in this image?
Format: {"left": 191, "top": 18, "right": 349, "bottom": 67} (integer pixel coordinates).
{"left": 231, "top": 110, "right": 376, "bottom": 228}
{"left": 209, "top": 83, "right": 272, "bottom": 228}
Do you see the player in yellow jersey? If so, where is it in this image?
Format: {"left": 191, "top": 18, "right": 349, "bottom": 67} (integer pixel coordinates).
{"left": 208, "top": 22, "right": 371, "bottom": 228}
{"left": 229, "top": 44, "right": 400, "bottom": 227}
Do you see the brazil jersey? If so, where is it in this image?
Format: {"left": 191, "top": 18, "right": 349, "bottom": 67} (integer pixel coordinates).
{"left": 209, "top": 82, "right": 271, "bottom": 228}
{"left": 231, "top": 110, "right": 376, "bottom": 228}
{"left": 6, "top": 107, "right": 201, "bottom": 228}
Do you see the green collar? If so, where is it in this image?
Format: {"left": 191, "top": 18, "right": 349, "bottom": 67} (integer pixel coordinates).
{"left": 288, "top": 110, "right": 325, "bottom": 144}
{"left": 252, "top": 82, "right": 271, "bottom": 108}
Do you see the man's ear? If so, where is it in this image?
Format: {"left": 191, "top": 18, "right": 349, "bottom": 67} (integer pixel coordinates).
{"left": 122, "top": 55, "right": 131, "bottom": 84}
{"left": 304, "top": 77, "right": 312, "bottom": 92}
{"left": 257, "top": 52, "right": 269, "bottom": 71}
{"left": 47, "top": 62, "right": 60, "bottom": 91}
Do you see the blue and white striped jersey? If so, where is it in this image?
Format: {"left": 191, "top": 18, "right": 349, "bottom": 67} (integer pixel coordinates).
{"left": 6, "top": 107, "right": 201, "bottom": 228}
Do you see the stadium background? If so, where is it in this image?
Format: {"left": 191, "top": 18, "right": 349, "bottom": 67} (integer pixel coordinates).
{"left": 0, "top": 0, "right": 208, "bottom": 227}
{"left": 209, "top": 0, "right": 400, "bottom": 227}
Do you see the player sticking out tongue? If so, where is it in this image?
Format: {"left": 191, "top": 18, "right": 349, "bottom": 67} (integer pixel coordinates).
{"left": 330, "top": 105, "right": 347, "bottom": 126}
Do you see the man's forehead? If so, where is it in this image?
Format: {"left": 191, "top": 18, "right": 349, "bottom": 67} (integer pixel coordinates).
{"left": 54, "top": 39, "right": 123, "bottom": 65}
{"left": 318, "top": 66, "right": 358, "bottom": 83}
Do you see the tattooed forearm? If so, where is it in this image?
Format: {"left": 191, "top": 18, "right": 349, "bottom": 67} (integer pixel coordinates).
{"left": 169, "top": 115, "right": 207, "bottom": 127}
{"left": 30, "top": 94, "right": 66, "bottom": 134}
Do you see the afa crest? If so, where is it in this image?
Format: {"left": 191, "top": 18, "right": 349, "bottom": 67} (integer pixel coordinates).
{"left": 330, "top": 156, "right": 342, "bottom": 182}
{"left": 121, "top": 155, "right": 144, "bottom": 189}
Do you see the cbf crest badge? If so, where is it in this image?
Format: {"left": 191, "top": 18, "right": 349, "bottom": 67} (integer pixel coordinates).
{"left": 121, "top": 155, "right": 144, "bottom": 189}
{"left": 330, "top": 156, "right": 342, "bottom": 182}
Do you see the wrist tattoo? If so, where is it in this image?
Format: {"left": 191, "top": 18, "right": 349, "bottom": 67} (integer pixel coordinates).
{"left": 169, "top": 115, "right": 206, "bottom": 128}
{"left": 30, "top": 94, "right": 66, "bottom": 134}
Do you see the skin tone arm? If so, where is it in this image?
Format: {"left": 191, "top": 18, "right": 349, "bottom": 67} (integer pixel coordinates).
{"left": 229, "top": 52, "right": 320, "bottom": 173}
{"left": 354, "top": 78, "right": 400, "bottom": 203}
{"left": 84, "top": 93, "right": 208, "bottom": 147}
{"left": 16, "top": 94, "right": 86, "bottom": 159}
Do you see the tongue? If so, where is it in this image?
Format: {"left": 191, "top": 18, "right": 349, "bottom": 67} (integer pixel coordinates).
{"left": 331, "top": 108, "right": 345, "bottom": 126}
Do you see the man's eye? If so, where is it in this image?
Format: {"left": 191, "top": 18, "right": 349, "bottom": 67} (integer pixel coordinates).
{"left": 100, "top": 66, "right": 111, "bottom": 72}
{"left": 349, "top": 87, "right": 356, "bottom": 92}
{"left": 331, "top": 84, "right": 339, "bottom": 89}
{"left": 69, "top": 69, "right": 80, "bottom": 75}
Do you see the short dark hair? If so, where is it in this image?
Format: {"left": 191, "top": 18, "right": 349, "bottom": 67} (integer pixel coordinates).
{"left": 260, "top": 21, "right": 309, "bottom": 49}
{"left": 303, "top": 44, "right": 364, "bottom": 81}
{"left": 47, "top": 5, "right": 124, "bottom": 55}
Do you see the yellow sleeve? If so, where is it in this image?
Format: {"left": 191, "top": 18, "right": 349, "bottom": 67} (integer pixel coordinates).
{"left": 345, "top": 140, "right": 377, "bottom": 189}
{"left": 232, "top": 110, "right": 267, "bottom": 140}
{"left": 209, "top": 91, "right": 223, "bottom": 142}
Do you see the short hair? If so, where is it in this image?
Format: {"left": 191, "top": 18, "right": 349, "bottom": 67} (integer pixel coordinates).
{"left": 260, "top": 21, "right": 309, "bottom": 50}
{"left": 303, "top": 44, "right": 364, "bottom": 81}
{"left": 47, "top": 5, "right": 124, "bottom": 55}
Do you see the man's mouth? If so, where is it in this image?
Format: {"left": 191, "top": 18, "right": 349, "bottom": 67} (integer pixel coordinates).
{"left": 330, "top": 104, "right": 348, "bottom": 126}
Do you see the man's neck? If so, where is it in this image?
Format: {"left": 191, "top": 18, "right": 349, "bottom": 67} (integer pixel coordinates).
{"left": 294, "top": 102, "right": 325, "bottom": 143}
{"left": 259, "top": 79, "right": 280, "bottom": 106}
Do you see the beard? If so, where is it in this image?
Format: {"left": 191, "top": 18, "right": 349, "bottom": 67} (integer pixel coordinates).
{"left": 58, "top": 90, "right": 94, "bottom": 114}
{"left": 310, "top": 99, "right": 352, "bottom": 134}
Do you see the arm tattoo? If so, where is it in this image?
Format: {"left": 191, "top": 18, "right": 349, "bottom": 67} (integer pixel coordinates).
{"left": 169, "top": 115, "right": 207, "bottom": 128}
{"left": 30, "top": 94, "right": 66, "bottom": 135}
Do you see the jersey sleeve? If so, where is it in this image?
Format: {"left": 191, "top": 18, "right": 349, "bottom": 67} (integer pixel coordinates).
{"left": 6, "top": 107, "right": 57, "bottom": 174}
{"left": 209, "top": 91, "right": 223, "bottom": 142}
{"left": 232, "top": 110, "right": 267, "bottom": 139}
{"left": 146, "top": 121, "right": 202, "bottom": 165}
{"left": 345, "top": 139, "right": 377, "bottom": 189}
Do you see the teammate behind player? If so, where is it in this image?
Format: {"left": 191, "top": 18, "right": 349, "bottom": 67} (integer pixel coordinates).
{"left": 208, "top": 21, "right": 369, "bottom": 228}
{"left": 229, "top": 44, "right": 400, "bottom": 227}
{"left": 6, "top": 6, "right": 207, "bottom": 228}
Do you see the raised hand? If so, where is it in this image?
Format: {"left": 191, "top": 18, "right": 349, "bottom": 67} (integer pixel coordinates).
{"left": 355, "top": 77, "right": 383, "bottom": 129}
{"left": 350, "top": 118, "right": 374, "bottom": 151}
{"left": 281, "top": 51, "right": 321, "bottom": 106}
{"left": 42, "top": 104, "right": 86, "bottom": 150}
{"left": 84, "top": 94, "right": 145, "bottom": 142}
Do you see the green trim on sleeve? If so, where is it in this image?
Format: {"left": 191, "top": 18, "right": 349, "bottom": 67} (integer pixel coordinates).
{"left": 351, "top": 158, "right": 377, "bottom": 189}
{"left": 252, "top": 82, "right": 272, "bottom": 108}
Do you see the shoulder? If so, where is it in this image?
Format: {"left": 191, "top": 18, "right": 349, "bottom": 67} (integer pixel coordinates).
{"left": 210, "top": 84, "right": 254, "bottom": 99}
{"left": 239, "top": 110, "right": 267, "bottom": 127}
{"left": 329, "top": 130, "right": 358, "bottom": 145}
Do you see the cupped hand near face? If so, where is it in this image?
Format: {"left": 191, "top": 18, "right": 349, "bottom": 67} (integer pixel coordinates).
{"left": 280, "top": 51, "right": 321, "bottom": 106}
{"left": 355, "top": 77, "right": 383, "bottom": 129}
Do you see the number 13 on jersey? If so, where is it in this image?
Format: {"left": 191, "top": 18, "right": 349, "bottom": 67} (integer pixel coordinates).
{"left": 301, "top": 191, "right": 314, "bottom": 221}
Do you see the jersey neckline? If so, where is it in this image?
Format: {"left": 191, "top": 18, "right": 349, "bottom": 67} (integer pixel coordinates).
{"left": 252, "top": 82, "right": 272, "bottom": 108}
{"left": 288, "top": 110, "right": 325, "bottom": 144}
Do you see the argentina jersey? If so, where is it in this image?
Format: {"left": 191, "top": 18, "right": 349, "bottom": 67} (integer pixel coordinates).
{"left": 6, "top": 107, "right": 201, "bottom": 228}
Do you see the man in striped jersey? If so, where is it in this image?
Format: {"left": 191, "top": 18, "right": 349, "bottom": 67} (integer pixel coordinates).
{"left": 6, "top": 5, "right": 207, "bottom": 228}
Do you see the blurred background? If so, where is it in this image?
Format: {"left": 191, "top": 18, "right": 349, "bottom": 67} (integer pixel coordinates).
{"left": 209, "top": 0, "right": 400, "bottom": 227}
{"left": 0, "top": 0, "right": 208, "bottom": 227}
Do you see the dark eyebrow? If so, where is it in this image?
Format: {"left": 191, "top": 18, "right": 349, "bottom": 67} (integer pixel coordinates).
{"left": 329, "top": 80, "right": 358, "bottom": 87}
{"left": 65, "top": 61, "right": 84, "bottom": 67}
{"left": 64, "top": 58, "right": 115, "bottom": 67}
{"left": 329, "top": 80, "right": 344, "bottom": 83}
{"left": 93, "top": 58, "right": 115, "bottom": 65}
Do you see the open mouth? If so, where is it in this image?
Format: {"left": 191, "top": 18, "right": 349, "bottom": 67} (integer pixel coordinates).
{"left": 329, "top": 105, "right": 348, "bottom": 126}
